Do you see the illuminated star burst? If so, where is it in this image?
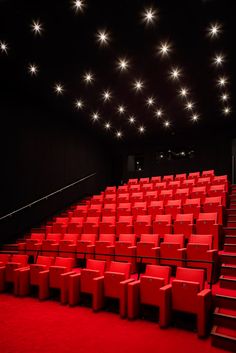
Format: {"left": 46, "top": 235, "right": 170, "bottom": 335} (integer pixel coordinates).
{"left": 28, "top": 64, "right": 38, "bottom": 76}
{"left": 75, "top": 99, "right": 84, "bottom": 109}
{"left": 133, "top": 79, "right": 144, "bottom": 92}
{"left": 0, "top": 41, "right": 8, "bottom": 53}
{"left": 83, "top": 72, "right": 94, "bottom": 84}
{"left": 213, "top": 54, "right": 225, "bottom": 66}
{"left": 117, "top": 57, "right": 130, "bottom": 72}
{"left": 73, "top": 0, "right": 85, "bottom": 12}
{"left": 54, "top": 83, "right": 64, "bottom": 95}
{"left": 117, "top": 105, "right": 125, "bottom": 114}
{"left": 158, "top": 41, "right": 171, "bottom": 57}
{"left": 96, "top": 30, "right": 110, "bottom": 46}
{"left": 170, "top": 67, "right": 181, "bottom": 80}
{"left": 102, "top": 90, "right": 112, "bottom": 102}
{"left": 207, "top": 23, "right": 222, "bottom": 38}
{"left": 31, "top": 20, "right": 43, "bottom": 35}
{"left": 142, "top": 7, "right": 158, "bottom": 25}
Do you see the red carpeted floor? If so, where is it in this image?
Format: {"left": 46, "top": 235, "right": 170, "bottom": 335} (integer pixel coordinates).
{"left": 0, "top": 294, "right": 229, "bottom": 353}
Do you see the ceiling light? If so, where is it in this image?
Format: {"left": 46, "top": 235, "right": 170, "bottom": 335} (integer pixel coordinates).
{"left": 92, "top": 112, "right": 100, "bottom": 121}
{"left": 28, "top": 64, "right": 38, "bottom": 76}
{"left": 213, "top": 54, "right": 225, "bottom": 66}
{"left": 170, "top": 67, "right": 181, "bottom": 80}
{"left": 96, "top": 30, "right": 110, "bottom": 46}
{"left": 185, "top": 101, "right": 194, "bottom": 110}
{"left": 73, "top": 0, "right": 85, "bottom": 12}
{"left": 139, "top": 126, "right": 145, "bottom": 133}
{"left": 116, "top": 131, "right": 122, "bottom": 138}
{"left": 54, "top": 83, "right": 64, "bottom": 95}
{"left": 102, "top": 90, "right": 112, "bottom": 102}
{"left": 105, "top": 122, "right": 111, "bottom": 129}
{"left": 146, "top": 97, "right": 155, "bottom": 107}
{"left": 223, "top": 107, "right": 231, "bottom": 115}
{"left": 179, "top": 87, "right": 189, "bottom": 97}
{"left": 155, "top": 109, "right": 163, "bottom": 118}
{"left": 117, "top": 105, "right": 125, "bottom": 114}
{"left": 158, "top": 41, "right": 171, "bottom": 56}
{"left": 191, "top": 114, "right": 199, "bottom": 122}
{"left": 164, "top": 120, "right": 170, "bottom": 127}
{"left": 142, "top": 7, "right": 158, "bottom": 25}
{"left": 217, "top": 76, "right": 228, "bottom": 87}
{"left": 31, "top": 20, "right": 43, "bottom": 35}
{"left": 208, "top": 23, "right": 222, "bottom": 38}
{"left": 0, "top": 41, "right": 8, "bottom": 53}
{"left": 83, "top": 72, "right": 94, "bottom": 84}
{"left": 133, "top": 79, "right": 144, "bottom": 92}
{"left": 221, "top": 93, "right": 229, "bottom": 102}
{"left": 75, "top": 99, "right": 84, "bottom": 109}
{"left": 117, "top": 57, "right": 130, "bottom": 71}
{"left": 129, "top": 116, "right": 136, "bottom": 124}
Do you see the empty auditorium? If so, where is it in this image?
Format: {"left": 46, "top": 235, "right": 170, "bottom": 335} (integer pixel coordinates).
{"left": 0, "top": 0, "right": 235, "bottom": 352}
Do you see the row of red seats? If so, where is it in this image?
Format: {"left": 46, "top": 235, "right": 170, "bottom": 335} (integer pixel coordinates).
{"left": 0, "top": 254, "right": 211, "bottom": 338}
{"left": 18, "top": 232, "right": 217, "bottom": 282}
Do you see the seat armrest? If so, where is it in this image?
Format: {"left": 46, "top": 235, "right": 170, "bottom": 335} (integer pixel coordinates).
{"left": 159, "top": 284, "right": 172, "bottom": 328}
{"left": 120, "top": 278, "right": 135, "bottom": 318}
{"left": 93, "top": 276, "right": 105, "bottom": 312}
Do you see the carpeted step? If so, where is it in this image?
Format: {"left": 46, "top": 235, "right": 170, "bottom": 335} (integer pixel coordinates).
{"left": 215, "top": 294, "right": 236, "bottom": 310}
{"left": 220, "top": 251, "right": 236, "bottom": 265}
{"left": 226, "top": 209, "right": 236, "bottom": 216}
{"left": 227, "top": 221, "right": 236, "bottom": 228}
{"left": 211, "top": 325, "right": 236, "bottom": 352}
{"left": 225, "top": 236, "right": 236, "bottom": 245}
{"left": 228, "top": 215, "right": 236, "bottom": 222}
{"left": 221, "top": 264, "right": 236, "bottom": 277}
{"left": 213, "top": 307, "right": 236, "bottom": 330}
{"left": 224, "top": 243, "right": 236, "bottom": 252}
{"left": 220, "top": 275, "right": 236, "bottom": 290}
{"left": 224, "top": 227, "right": 236, "bottom": 235}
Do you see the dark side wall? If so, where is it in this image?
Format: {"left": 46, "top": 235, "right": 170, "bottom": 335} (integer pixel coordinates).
{"left": 0, "top": 104, "right": 112, "bottom": 244}
{"left": 113, "top": 132, "right": 233, "bottom": 185}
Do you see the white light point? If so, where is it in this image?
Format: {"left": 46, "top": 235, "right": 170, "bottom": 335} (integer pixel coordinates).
{"left": 116, "top": 131, "right": 122, "bottom": 138}
{"left": 129, "top": 116, "right": 136, "bottom": 124}
{"left": 75, "top": 99, "right": 84, "bottom": 109}
{"left": 73, "top": 0, "right": 85, "bottom": 12}
{"left": 155, "top": 109, "right": 163, "bottom": 118}
{"left": 179, "top": 87, "right": 189, "bottom": 97}
{"left": 221, "top": 93, "right": 229, "bottom": 102}
{"left": 146, "top": 97, "right": 155, "bottom": 107}
{"left": 158, "top": 41, "right": 171, "bottom": 56}
{"left": 96, "top": 30, "right": 110, "bottom": 46}
{"left": 133, "top": 79, "right": 144, "bottom": 92}
{"left": 170, "top": 67, "right": 181, "bottom": 80}
{"left": 164, "top": 120, "right": 170, "bottom": 127}
{"left": 139, "top": 126, "right": 145, "bottom": 133}
{"left": 208, "top": 23, "right": 222, "bottom": 38}
{"left": 217, "top": 76, "right": 228, "bottom": 87}
{"left": 223, "top": 107, "right": 231, "bottom": 115}
{"left": 0, "top": 41, "right": 8, "bottom": 53}
{"left": 83, "top": 72, "right": 94, "bottom": 84}
{"left": 92, "top": 112, "right": 100, "bottom": 121}
{"left": 213, "top": 54, "right": 225, "bottom": 66}
{"left": 117, "top": 58, "right": 130, "bottom": 72}
{"left": 28, "top": 64, "right": 38, "bottom": 76}
{"left": 102, "top": 90, "right": 112, "bottom": 102}
{"left": 31, "top": 20, "right": 43, "bottom": 35}
{"left": 185, "top": 101, "right": 194, "bottom": 110}
{"left": 117, "top": 105, "right": 125, "bottom": 114}
{"left": 191, "top": 114, "right": 199, "bottom": 122}
{"left": 54, "top": 84, "right": 64, "bottom": 95}
{"left": 105, "top": 122, "right": 111, "bottom": 130}
{"left": 142, "top": 7, "right": 158, "bottom": 25}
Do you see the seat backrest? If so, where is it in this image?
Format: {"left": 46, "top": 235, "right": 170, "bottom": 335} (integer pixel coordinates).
{"left": 188, "top": 172, "right": 200, "bottom": 179}
{"left": 0, "top": 254, "right": 11, "bottom": 263}
{"left": 128, "top": 178, "right": 138, "bottom": 184}
{"left": 163, "top": 234, "right": 184, "bottom": 247}
{"left": 140, "top": 177, "right": 150, "bottom": 183}
{"left": 118, "top": 215, "right": 133, "bottom": 223}
{"left": 109, "top": 261, "right": 131, "bottom": 279}
{"left": 182, "top": 179, "right": 195, "bottom": 187}
{"left": 129, "top": 185, "right": 141, "bottom": 192}
{"left": 184, "top": 198, "right": 201, "bottom": 206}
{"left": 81, "top": 234, "right": 97, "bottom": 242}
{"left": 204, "top": 196, "right": 222, "bottom": 205}
{"left": 209, "top": 185, "right": 225, "bottom": 192}
{"left": 130, "top": 192, "right": 143, "bottom": 198}
{"left": 133, "top": 201, "right": 147, "bottom": 209}
{"left": 85, "top": 217, "right": 99, "bottom": 224}
{"left": 46, "top": 234, "right": 62, "bottom": 242}
{"left": 191, "top": 186, "right": 206, "bottom": 194}
{"left": 197, "top": 177, "right": 211, "bottom": 185}
{"left": 197, "top": 212, "right": 218, "bottom": 223}
{"left": 117, "top": 202, "right": 131, "bottom": 210}
{"left": 159, "top": 189, "right": 173, "bottom": 197}
{"left": 105, "top": 186, "right": 116, "bottom": 193}
{"left": 55, "top": 217, "right": 68, "bottom": 224}
{"left": 119, "top": 234, "right": 136, "bottom": 245}
{"left": 175, "top": 188, "right": 189, "bottom": 196}
{"left": 31, "top": 233, "right": 45, "bottom": 241}
{"left": 104, "top": 194, "right": 116, "bottom": 200}
{"left": 140, "top": 234, "right": 159, "bottom": 245}
{"left": 54, "top": 257, "right": 74, "bottom": 268}
{"left": 99, "top": 234, "right": 116, "bottom": 243}
{"left": 163, "top": 175, "right": 174, "bottom": 182}
{"left": 75, "top": 205, "right": 88, "bottom": 211}
{"left": 166, "top": 200, "right": 181, "bottom": 207}
{"left": 176, "top": 267, "right": 205, "bottom": 290}
{"left": 117, "top": 185, "right": 128, "bottom": 193}
{"left": 145, "top": 191, "right": 158, "bottom": 198}
{"left": 189, "top": 234, "right": 213, "bottom": 248}
{"left": 103, "top": 203, "right": 116, "bottom": 210}
{"left": 149, "top": 200, "right": 164, "bottom": 208}
{"left": 202, "top": 169, "right": 214, "bottom": 177}
{"left": 175, "top": 173, "right": 187, "bottom": 181}
{"left": 168, "top": 181, "right": 181, "bottom": 188}
{"left": 86, "top": 259, "right": 106, "bottom": 275}
{"left": 62, "top": 234, "right": 78, "bottom": 242}
{"left": 212, "top": 175, "right": 227, "bottom": 183}
{"left": 151, "top": 176, "right": 162, "bottom": 182}
{"left": 145, "top": 265, "right": 171, "bottom": 285}
{"left": 154, "top": 182, "right": 167, "bottom": 189}
{"left": 89, "top": 204, "right": 102, "bottom": 211}
{"left": 101, "top": 216, "right": 116, "bottom": 223}
{"left": 136, "top": 215, "right": 152, "bottom": 223}
{"left": 154, "top": 214, "right": 171, "bottom": 223}
{"left": 70, "top": 217, "right": 84, "bottom": 224}
{"left": 11, "top": 254, "right": 28, "bottom": 266}
{"left": 37, "top": 256, "right": 54, "bottom": 266}
{"left": 175, "top": 213, "right": 193, "bottom": 223}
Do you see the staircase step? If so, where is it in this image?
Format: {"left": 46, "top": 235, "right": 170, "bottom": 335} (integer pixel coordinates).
{"left": 226, "top": 209, "right": 236, "bottom": 216}
{"left": 227, "top": 221, "right": 236, "bottom": 228}
{"left": 224, "top": 227, "right": 236, "bottom": 235}
{"left": 228, "top": 215, "right": 236, "bottom": 222}
{"left": 211, "top": 325, "right": 236, "bottom": 352}
{"left": 215, "top": 294, "right": 236, "bottom": 310}
{"left": 220, "top": 275, "right": 236, "bottom": 290}
{"left": 224, "top": 243, "right": 236, "bottom": 252}
{"left": 213, "top": 307, "right": 236, "bottom": 329}
{"left": 225, "top": 236, "right": 236, "bottom": 245}
{"left": 221, "top": 264, "right": 236, "bottom": 277}
{"left": 220, "top": 251, "right": 236, "bottom": 265}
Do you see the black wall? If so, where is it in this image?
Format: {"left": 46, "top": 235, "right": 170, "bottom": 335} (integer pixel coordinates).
{"left": 0, "top": 104, "right": 112, "bottom": 244}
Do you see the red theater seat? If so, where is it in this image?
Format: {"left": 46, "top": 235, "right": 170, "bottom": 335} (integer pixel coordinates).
{"left": 128, "top": 265, "right": 171, "bottom": 327}
{"left": 196, "top": 177, "right": 211, "bottom": 191}
{"left": 174, "top": 214, "right": 194, "bottom": 241}
{"left": 182, "top": 179, "right": 195, "bottom": 191}
{"left": 139, "top": 177, "right": 150, "bottom": 184}
{"left": 117, "top": 185, "right": 129, "bottom": 194}
{"left": 148, "top": 200, "right": 164, "bottom": 220}
{"left": 18, "top": 233, "right": 45, "bottom": 260}
{"left": 164, "top": 199, "right": 182, "bottom": 220}
{"left": 83, "top": 217, "right": 100, "bottom": 234}
{"left": 136, "top": 234, "right": 160, "bottom": 264}
{"left": 90, "top": 195, "right": 104, "bottom": 205}
{"left": 174, "top": 188, "right": 190, "bottom": 204}
{"left": 175, "top": 173, "right": 187, "bottom": 182}
{"left": 163, "top": 267, "right": 211, "bottom": 337}
{"left": 128, "top": 178, "right": 138, "bottom": 185}
{"left": 203, "top": 196, "right": 223, "bottom": 224}
{"left": 73, "top": 205, "right": 89, "bottom": 217}
{"left": 93, "top": 261, "right": 133, "bottom": 317}
{"left": 105, "top": 186, "right": 116, "bottom": 194}
{"left": 153, "top": 182, "right": 167, "bottom": 192}
{"left": 190, "top": 186, "right": 207, "bottom": 204}
{"left": 163, "top": 175, "right": 174, "bottom": 183}
{"left": 168, "top": 181, "right": 181, "bottom": 192}
{"left": 160, "top": 234, "right": 185, "bottom": 267}
{"left": 59, "top": 234, "right": 78, "bottom": 258}
{"left": 153, "top": 214, "right": 172, "bottom": 237}
{"left": 151, "top": 176, "right": 162, "bottom": 183}
{"left": 144, "top": 190, "right": 158, "bottom": 204}
{"left": 76, "top": 234, "right": 97, "bottom": 259}
{"left": 117, "top": 203, "right": 132, "bottom": 217}
{"left": 129, "top": 184, "right": 141, "bottom": 193}
{"left": 211, "top": 175, "right": 228, "bottom": 192}
{"left": 202, "top": 169, "right": 214, "bottom": 178}
{"left": 87, "top": 204, "right": 102, "bottom": 217}
{"left": 67, "top": 217, "right": 84, "bottom": 234}
{"left": 14, "top": 256, "right": 54, "bottom": 296}
{"left": 196, "top": 213, "right": 221, "bottom": 249}
{"left": 141, "top": 183, "right": 154, "bottom": 192}
{"left": 95, "top": 234, "right": 116, "bottom": 261}
{"left": 132, "top": 201, "right": 147, "bottom": 218}
{"left": 102, "top": 203, "right": 116, "bottom": 217}
{"left": 115, "top": 234, "right": 137, "bottom": 272}
{"left": 0, "top": 255, "right": 29, "bottom": 292}
{"left": 104, "top": 194, "right": 116, "bottom": 204}
{"left": 186, "top": 234, "right": 218, "bottom": 283}
{"left": 130, "top": 192, "right": 144, "bottom": 204}
{"left": 116, "top": 215, "right": 134, "bottom": 235}
{"left": 159, "top": 190, "right": 173, "bottom": 205}
{"left": 67, "top": 259, "right": 106, "bottom": 306}
{"left": 117, "top": 193, "right": 130, "bottom": 204}
{"left": 134, "top": 215, "right": 152, "bottom": 236}
{"left": 188, "top": 172, "right": 200, "bottom": 181}
{"left": 0, "top": 254, "right": 11, "bottom": 266}
{"left": 208, "top": 185, "right": 227, "bottom": 207}
{"left": 38, "top": 257, "right": 74, "bottom": 300}
{"left": 183, "top": 198, "right": 201, "bottom": 220}
{"left": 99, "top": 216, "right": 116, "bottom": 234}
{"left": 41, "top": 234, "right": 62, "bottom": 257}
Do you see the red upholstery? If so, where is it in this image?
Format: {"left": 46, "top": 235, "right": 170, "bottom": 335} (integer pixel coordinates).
{"left": 160, "top": 234, "right": 185, "bottom": 267}
{"left": 41, "top": 234, "right": 62, "bottom": 257}
{"left": 116, "top": 216, "right": 134, "bottom": 235}
{"left": 208, "top": 185, "right": 227, "bottom": 207}
{"left": 14, "top": 256, "right": 54, "bottom": 296}
{"left": 93, "top": 261, "right": 133, "bottom": 317}
{"left": 83, "top": 217, "right": 100, "bottom": 234}
{"left": 102, "top": 203, "right": 116, "bottom": 217}
{"left": 164, "top": 199, "right": 182, "bottom": 220}
{"left": 153, "top": 182, "right": 167, "bottom": 192}
{"left": 18, "top": 233, "right": 45, "bottom": 259}
{"left": 183, "top": 198, "right": 201, "bottom": 219}
{"left": 153, "top": 214, "right": 172, "bottom": 237}
{"left": 174, "top": 214, "right": 194, "bottom": 241}
{"left": 0, "top": 255, "right": 29, "bottom": 292}
{"left": 147, "top": 200, "right": 164, "bottom": 220}
{"left": 151, "top": 176, "right": 161, "bottom": 183}
{"left": 196, "top": 213, "right": 220, "bottom": 249}
{"left": 76, "top": 233, "right": 97, "bottom": 259}
{"left": 73, "top": 205, "right": 89, "bottom": 217}
{"left": 128, "top": 265, "right": 171, "bottom": 327}
{"left": 182, "top": 179, "right": 195, "bottom": 192}
{"left": 0, "top": 254, "right": 11, "bottom": 266}
{"left": 105, "top": 186, "right": 116, "bottom": 194}
{"left": 136, "top": 234, "right": 160, "bottom": 264}
{"left": 202, "top": 169, "right": 214, "bottom": 178}
{"left": 115, "top": 234, "right": 137, "bottom": 272}
{"left": 130, "top": 192, "right": 144, "bottom": 204}
{"left": 175, "top": 173, "right": 187, "bottom": 182}
{"left": 68, "top": 259, "right": 106, "bottom": 306}
{"left": 128, "top": 178, "right": 138, "bottom": 185}
{"left": 139, "top": 177, "right": 150, "bottom": 184}
{"left": 104, "top": 194, "right": 116, "bottom": 204}
{"left": 90, "top": 195, "right": 104, "bottom": 205}
{"left": 67, "top": 217, "right": 84, "bottom": 234}
{"left": 132, "top": 201, "right": 147, "bottom": 218}
{"left": 51, "top": 222, "right": 67, "bottom": 236}
{"left": 203, "top": 196, "right": 223, "bottom": 224}
{"left": 174, "top": 188, "right": 190, "bottom": 204}
{"left": 87, "top": 205, "right": 102, "bottom": 217}
{"left": 59, "top": 234, "right": 78, "bottom": 258}
{"left": 95, "top": 234, "right": 116, "bottom": 261}
{"left": 99, "top": 216, "right": 116, "bottom": 234}
{"left": 188, "top": 172, "right": 200, "bottom": 181}
{"left": 129, "top": 185, "right": 141, "bottom": 193}
{"left": 168, "top": 181, "right": 181, "bottom": 192}
{"left": 159, "top": 189, "right": 173, "bottom": 205}
{"left": 165, "top": 267, "right": 211, "bottom": 337}
{"left": 117, "top": 185, "right": 129, "bottom": 194}
{"left": 163, "top": 175, "right": 174, "bottom": 183}
{"left": 117, "top": 193, "right": 130, "bottom": 204}
{"left": 187, "top": 234, "right": 218, "bottom": 282}
{"left": 141, "top": 183, "right": 153, "bottom": 192}
{"left": 117, "top": 203, "right": 132, "bottom": 217}
{"left": 144, "top": 190, "right": 158, "bottom": 204}
{"left": 190, "top": 186, "right": 207, "bottom": 204}
{"left": 211, "top": 175, "right": 228, "bottom": 192}
{"left": 134, "top": 215, "right": 152, "bottom": 236}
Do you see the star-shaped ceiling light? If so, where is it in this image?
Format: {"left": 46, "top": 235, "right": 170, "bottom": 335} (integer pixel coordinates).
{"left": 31, "top": 20, "right": 43, "bottom": 35}
{"left": 0, "top": 40, "right": 8, "bottom": 53}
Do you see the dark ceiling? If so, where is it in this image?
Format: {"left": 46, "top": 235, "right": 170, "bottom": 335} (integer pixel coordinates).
{"left": 0, "top": 0, "right": 235, "bottom": 142}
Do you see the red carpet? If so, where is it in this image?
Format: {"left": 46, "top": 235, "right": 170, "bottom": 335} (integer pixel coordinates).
{"left": 0, "top": 294, "right": 229, "bottom": 353}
